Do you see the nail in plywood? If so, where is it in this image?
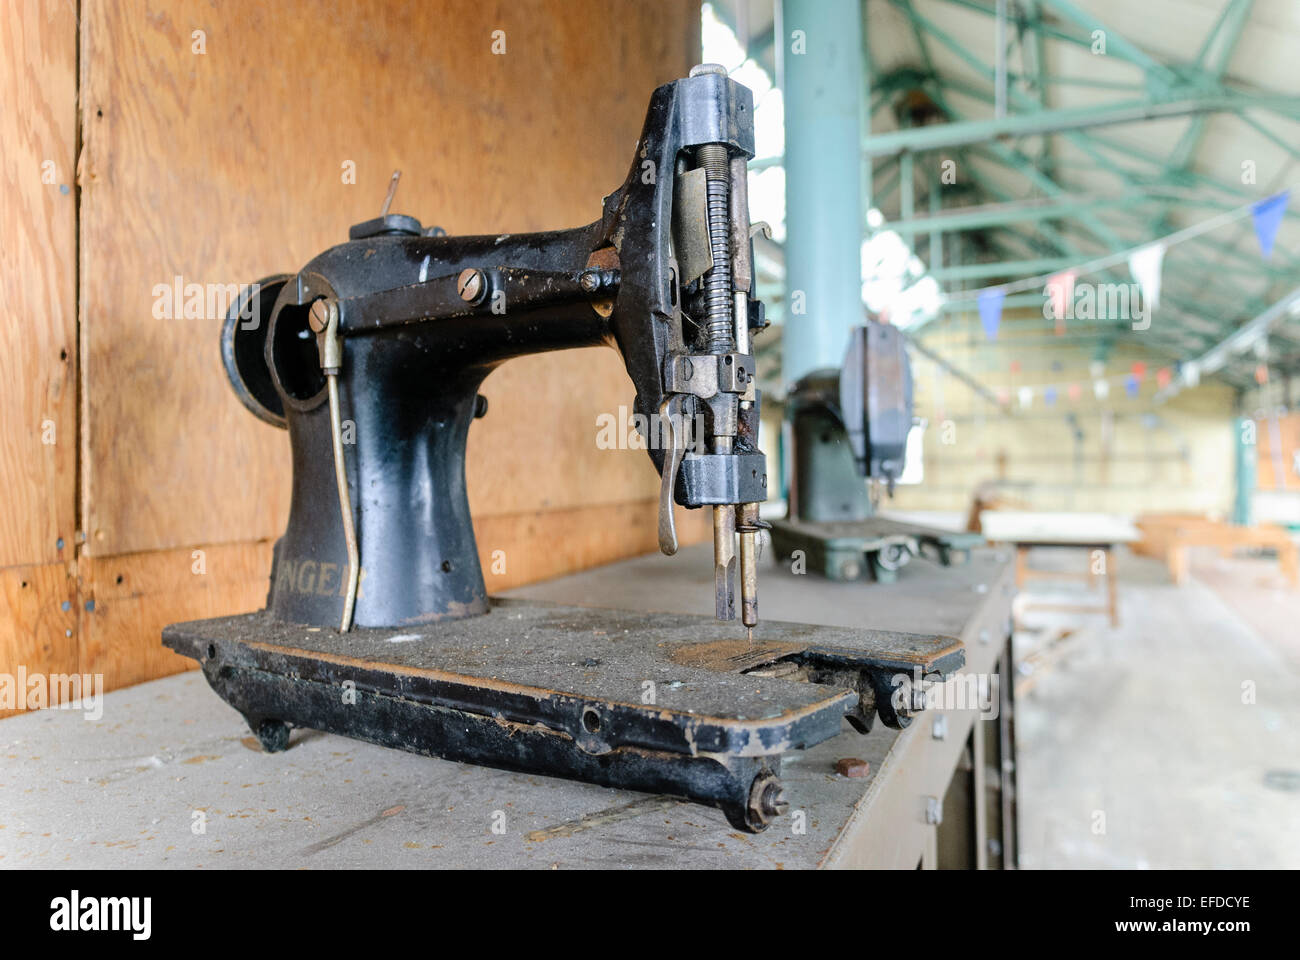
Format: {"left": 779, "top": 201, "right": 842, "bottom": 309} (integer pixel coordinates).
{"left": 0, "top": 1, "right": 78, "bottom": 569}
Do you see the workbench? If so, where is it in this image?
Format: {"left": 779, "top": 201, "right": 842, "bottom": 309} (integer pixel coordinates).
{"left": 0, "top": 544, "right": 1016, "bottom": 870}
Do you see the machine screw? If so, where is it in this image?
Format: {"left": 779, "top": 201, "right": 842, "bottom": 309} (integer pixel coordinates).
{"left": 457, "top": 268, "right": 486, "bottom": 303}
{"left": 579, "top": 269, "right": 601, "bottom": 293}
{"left": 835, "top": 757, "right": 870, "bottom": 778}
{"left": 308, "top": 298, "right": 336, "bottom": 333}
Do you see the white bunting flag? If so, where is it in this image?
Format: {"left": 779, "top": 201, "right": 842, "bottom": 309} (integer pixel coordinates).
{"left": 1129, "top": 241, "right": 1166, "bottom": 312}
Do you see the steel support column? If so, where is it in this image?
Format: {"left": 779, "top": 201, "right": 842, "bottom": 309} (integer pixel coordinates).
{"left": 780, "top": 0, "right": 865, "bottom": 388}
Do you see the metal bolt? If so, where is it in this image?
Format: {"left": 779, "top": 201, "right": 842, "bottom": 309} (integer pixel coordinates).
{"left": 835, "top": 757, "right": 870, "bottom": 778}
{"left": 457, "top": 268, "right": 485, "bottom": 303}
{"left": 924, "top": 795, "right": 942, "bottom": 825}
{"left": 689, "top": 63, "right": 728, "bottom": 77}
{"left": 579, "top": 270, "right": 601, "bottom": 293}
{"left": 308, "top": 299, "right": 335, "bottom": 333}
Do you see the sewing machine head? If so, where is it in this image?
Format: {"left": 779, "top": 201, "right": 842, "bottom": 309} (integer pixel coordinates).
{"left": 786, "top": 322, "right": 914, "bottom": 523}
{"left": 220, "top": 65, "right": 768, "bottom": 634}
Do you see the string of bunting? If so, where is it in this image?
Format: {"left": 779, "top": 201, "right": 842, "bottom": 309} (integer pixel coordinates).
{"left": 946, "top": 190, "right": 1292, "bottom": 344}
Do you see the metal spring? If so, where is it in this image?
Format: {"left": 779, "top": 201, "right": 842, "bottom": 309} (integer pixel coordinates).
{"left": 697, "top": 143, "right": 734, "bottom": 354}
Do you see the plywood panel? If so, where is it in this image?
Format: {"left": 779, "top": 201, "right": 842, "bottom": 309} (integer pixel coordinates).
{"left": 76, "top": 497, "right": 709, "bottom": 695}
{"left": 0, "top": 0, "right": 78, "bottom": 568}
{"left": 79, "top": 0, "right": 699, "bottom": 558}
{"left": 1256, "top": 413, "right": 1299, "bottom": 490}
{"left": 79, "top": 541, "right": 275, "bottom": 692}
{"left": 0, "top": 563, "right": 78, "bottom": 718}
{"left": 477, "top": 497, "right": 712, "bottom": 592}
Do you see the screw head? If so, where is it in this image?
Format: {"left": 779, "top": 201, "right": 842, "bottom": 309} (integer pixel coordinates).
{"left": 579, "top": 270, "right": 601, "bottom": 293}
{"left": 457, "top": 268, "right": 485, "bottom": 303}
{"left": 308, "top": 299, "right": 335, "bottom": 333}
{"left": 689, "top": 63, "right": 728, "bottom": 77}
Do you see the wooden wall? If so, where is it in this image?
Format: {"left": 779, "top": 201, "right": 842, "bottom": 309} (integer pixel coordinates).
{"left": 2, "top": 0, "right": 703, "bottom": 714}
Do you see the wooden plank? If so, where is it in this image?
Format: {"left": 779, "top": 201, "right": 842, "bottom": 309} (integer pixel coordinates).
{"left": 0, "top": 563, "right": 78, "bottom": 717}
{"left": 76, "top": 498, "right": 709, "bottom": 695}
{"left": 477, "top": 497, "right": 711, "bottom": 592}
{"left": 78, "top": 0, "right": 698, "bottom": 558}
{"left": 79, "top": 541, "right": 274, "bottom": 693}
{"left": 0, "top": 0, "right": 78, "bottom": 568}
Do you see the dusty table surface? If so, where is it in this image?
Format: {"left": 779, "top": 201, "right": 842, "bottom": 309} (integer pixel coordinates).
{"left": 0, "top": 544, "right": 1011, "bottom": 869}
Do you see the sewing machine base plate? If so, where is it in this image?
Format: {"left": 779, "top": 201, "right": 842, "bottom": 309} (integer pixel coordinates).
{"left": 163, "top": 599, "right": 962, "bottom": 831}
{"left": 771, "top": 517, "right": 984, "bottom": 583}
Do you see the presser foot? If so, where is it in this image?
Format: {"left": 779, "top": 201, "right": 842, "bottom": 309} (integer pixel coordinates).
{"left": 163, "top": 600, "right": 963, "bottom": 832}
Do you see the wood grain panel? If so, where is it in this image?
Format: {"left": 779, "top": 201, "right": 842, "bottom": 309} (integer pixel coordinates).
{"left": 0, "top": 0, "right": 78, "bottom": 568}
{"left": 79, "top": 540, "right": 275, "bottom": 692}
{"left": 0, "top": 562, "right": 78, "bottom": 718}
{"left": 77, "top": 497, "right": 709, "bottom": 695}
{"left": 477, "top": 497, "right": 712, "bottom": 592}
{"left": 79, "top": 0, "right": 699, "bottom": 557}
{"left": 1256, "top": 413, "right": 1299, "bottom": 490}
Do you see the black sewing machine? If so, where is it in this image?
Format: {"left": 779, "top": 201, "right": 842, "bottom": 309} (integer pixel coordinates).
{"left": 164, "top": 67, "right": 963, "bottom": 832}
{"left": 770, "top": 323, "right": 984, "bottom": 582}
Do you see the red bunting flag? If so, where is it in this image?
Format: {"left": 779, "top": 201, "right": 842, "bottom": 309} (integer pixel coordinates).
{"left": 1045, "top": 270, "right": 1077, "bottom": 336}
{"left": 1155, "top": 367, "right": 1171, "bottom": 388}
{"left": 1068, "top": 382, "right": 1081, "bottom": 402}
{"left": 1131, "top": 361, "right": 1146, "bottom": 380}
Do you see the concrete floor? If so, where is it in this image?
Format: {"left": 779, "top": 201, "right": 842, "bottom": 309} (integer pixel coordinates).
{"left": 1013, "top": 545, "right": 1300, "bottom": 868}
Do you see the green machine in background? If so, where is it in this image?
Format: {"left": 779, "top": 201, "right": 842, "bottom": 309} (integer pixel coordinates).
{"left": 770, "top": 323, "right": 983, "bottom": 582}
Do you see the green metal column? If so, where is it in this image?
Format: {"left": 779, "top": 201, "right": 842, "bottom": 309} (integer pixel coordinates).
{"left": 780, "top": 0, "right": 865, "bottom": 387}
{"left": 1233, "top": 415, "right": 1256, "bottom": 525}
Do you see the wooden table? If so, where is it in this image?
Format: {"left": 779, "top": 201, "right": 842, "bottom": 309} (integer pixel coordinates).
{"left": 1133, "top": 513, "right": 1299, "bottom": 587}
{"left": 979, "top": 510, "right": 1140, "bottom": 628}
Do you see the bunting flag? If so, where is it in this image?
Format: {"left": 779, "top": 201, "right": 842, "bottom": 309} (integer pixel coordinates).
{"left": 1089, "top": 360, "right": 1105, "bottom": 379}
{"left": 1018, "top": 386, "right": 1033, "bottom": 409}
{"left": 1045, "top": 270, "right": 1077, "bottom": 335}
{"left": 1094, "top": 378, "right": 1110, "bottom": 400}
{"left": 1131, "top": 360, "right": 1147, "bottom": 380}
{"left": 1044, "top": 386, "right": 1057, "bottom": 407}
{"left": 1125, "top": 375, "right": 1140, "bottom": 397}
{"left": 979, "top": 287, "right": 1006, "bottom": 341}
{"left": 1068, "top": 382, "right": 1081, "bottom": 403}
{"left": 1182, "top": 361, "right": 1200, "bottom": 387}
{"left": 1128, "top": 242, "right": 1166, "bottom": 311}
{"left": 1156, "top": 367, "right": 1172, "bottom": 389}
{"left": 1255, "top": 364, "right": 1269, "bottom": 385}
{"left": 1251, "top": 191, "right": 1290, "bottom": 260}
{"left": 996, "top": 387, "right": 1010, "bottom": 407}
{"left": 1009, "top": 359, "right": 1021, "bottom": 375}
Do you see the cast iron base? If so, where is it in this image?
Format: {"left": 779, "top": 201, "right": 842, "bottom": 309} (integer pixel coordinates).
{"left": 163, "top": 599, "right": 963, "bottom": 831}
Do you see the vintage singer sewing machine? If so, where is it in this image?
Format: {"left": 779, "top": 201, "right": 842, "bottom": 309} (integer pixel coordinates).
{"left": 164, "top": 67, "right": 963, "bottom": 831}
{"left": 770, "top": 323, "right": 984, "bottom": 583}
